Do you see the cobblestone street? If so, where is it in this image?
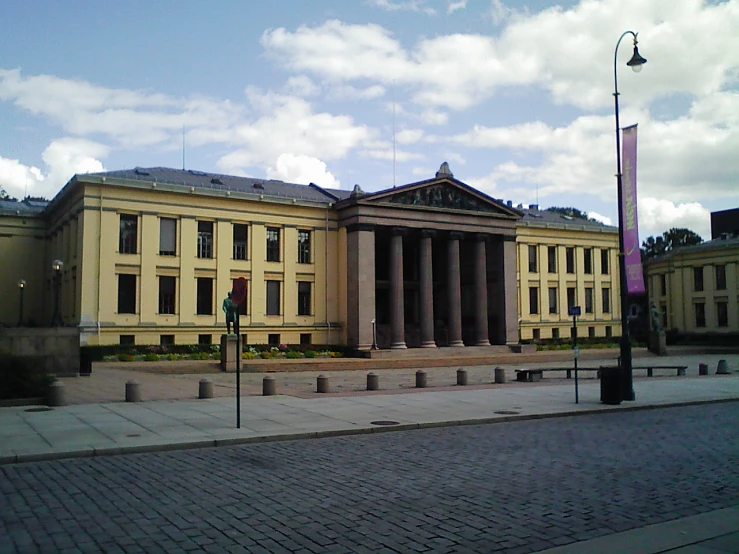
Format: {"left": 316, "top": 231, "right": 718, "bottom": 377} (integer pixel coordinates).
{"left": 2, "top": 402, "right": 738, "bottom": 554}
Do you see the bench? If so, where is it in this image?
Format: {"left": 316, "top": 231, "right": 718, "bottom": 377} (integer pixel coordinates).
{"left": 515, "top": 367, "right": 602, "bottom": 382}
{"left": 599, "top": 365, "right": 688, "bottom": 377}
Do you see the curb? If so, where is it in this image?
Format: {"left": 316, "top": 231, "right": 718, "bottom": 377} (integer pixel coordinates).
{"left": 4, "top": 397, "right": 737, "bottom": 466}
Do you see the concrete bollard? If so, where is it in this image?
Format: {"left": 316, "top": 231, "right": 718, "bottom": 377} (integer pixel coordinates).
{"left": 317, "top": 374, "right": 329, "bottom": 393}
{"left": 367, "top": 372, "right": 379, "bottom": 391}
{"left": 456, "top": 368, "right": 468, "bottom": 386}
{"left": 416, "top": 370, "right": 427, "bottom": 388}
{"left": 677, "top": 367, "right": 686, "bottom": 377}
{"left": 198, "top": 378, "right": 213, "bottom": 399}
{"left": 47, "top": 381, "right": 66, "bottom": 407}
{"left": 125, "top": 380, "right": 141, "bottom": 402}
{"left": 494, "top": 367, "right": 506, "bottom": 384}
{"left": 717, "top": 360, "right": 731, "bottom": 375}
{"left": 263, "top": 376, "right": 276, "bottom": 396}
{"left": 699, "top": 363, "right": 708, "bottom": 376}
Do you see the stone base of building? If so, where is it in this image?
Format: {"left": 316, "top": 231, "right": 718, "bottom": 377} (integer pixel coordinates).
{"left": 361, "top": 344, "right": 520, "bottom": 359}
{"left": 648, "top": 331, "right": 667, "bottom": 356}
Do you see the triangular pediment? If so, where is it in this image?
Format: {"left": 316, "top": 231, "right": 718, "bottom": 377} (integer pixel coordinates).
{"left": 362, "top": 178, "right": 520, "bottom": 217}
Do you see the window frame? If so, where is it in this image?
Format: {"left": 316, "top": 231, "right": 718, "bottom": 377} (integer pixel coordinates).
{"left": 566, "top": 247, "right": 575, "bottom": 274}
{"left": 693, "top": 266, "right": 704, "bottom": 292}
{"left": 159, "top": 217, "right": 177, "bottom": 256}
{"left": 298, "top": 230, "right": 311, "bottom": 264}
{"left": 298, "top": 281, "right": 312, "bottom": 316}
{"left": 196, "top": 277, "right": 213, "bottom": 315}
{"left": 715, "top": 265, "right": 727, "bottom": 290}
{"left": 119, "top": 214, "right": 138, "bottom": 254}
{"left": 695, "top": 303, "right": 706, "bottom": 328}
{"left": 601, "top": 287, "right": 611, "bottom": 313}
{"left": 266, "top": 280, "right": 281, "bottom": 315}
{"left": 266, "top": 227, "right": 281, "bottom": 262}
{"left": 233, "top": 223, "right": 248, "bottom": 260}
{"left": 158, "top": 275, "right": 176, "bottom": 315}
{"left": 117, "top": 274, "right": 137, "bottom": 314}
{"left": 548, "top": 287, "right": 557, "bottom": 314}
{"left": 547, "top": 246, "right": 557, "bottom": 273}
{"left": 197, "top": 221, "right": 214, "bottom": 259}
{"left": 600, "top": 249, "right": 609, "bottom": 275}
{"left": 529, "top": 286, "right": 539, "bottom": 315}
{"left": 717, "top": 301, "right": 728, "bottom": 327}
{"left": 528, "top": 245, "right": 538, "bottom": 273}
{"left": 584, "top": 287, "right": 594, "bottom": 314}
{"left": 583, "top": 248, "right": 593, "bottom": 274}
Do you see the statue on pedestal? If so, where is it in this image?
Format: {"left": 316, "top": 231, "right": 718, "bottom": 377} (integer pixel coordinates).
{"left": 651, "top": 302, "right": 661, "bottom": 333}
{"left": 649, "top": 302, "right": 667, "bottom": 356}
{"left": 222, "top": 292, "right": 237, "bottom": 334}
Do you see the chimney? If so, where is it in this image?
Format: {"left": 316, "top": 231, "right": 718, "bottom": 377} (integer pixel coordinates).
{"left": 507, "top": 200, "right": 513, "bottom": 207}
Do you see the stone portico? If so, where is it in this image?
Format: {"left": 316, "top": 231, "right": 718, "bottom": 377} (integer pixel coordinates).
{"left": 338, "top": 164, "right": 521, "bottom": 350}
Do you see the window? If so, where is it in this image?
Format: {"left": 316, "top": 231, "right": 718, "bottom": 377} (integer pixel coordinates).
{"left": 715, "top": 265, "right": 727, "bottom": 290}
{"left": 238, "top": 296, "right": 247, "bottom": 316}
{"left": 567, "top": 287, "right": 576, "bottom": 309}
{"left": 585, "top": 288, "right": 593, "bottom": 314}
{"left": 528, "top": 245, "right": 538, "bottom": 273}
{"left": 266, "top": 280, "right": 281, "bottom": 315}
{"left": 717, "top": 302, "right": 728, "bottom": 327}
{"left": 119, "top": 214, "right": 138, "bottom": 254}
{"left": 119, "top": 335, "right": 135, "bottom": 346}
{"left": 158, "top": 276, "right": 176, "bottom": 314}
{"left": 529, "top": 286, "right": 539, "bottom": 315}
{"left": 298, "top": 282, "right": 312, "bottom": 316}
{"left": 601, "top": 288, "right": 610, "bottom": 313}
{"left": 117, "top": 274, "right": 136, "bottom": 314}
{"left": 551, "top": 328, "right": 559, "bottom": 339}
{"left": 548, "top": 246, "right": 557, "bottom": 273}
{"left": 197, "top": 221, "right": 213, "bottom": 259}
{"left": 660, "top": 274, "right": 667, "bottom": 296}
{"left": 588, "top": 326, "right": 595, "bottom": 338}
{"left": 159, "top": 218, "right": 176, "bottom": 256}
{"left": 532, "top": 328, "right": 540, "bottom": 340}
{"left": 298, "top": 230, "right": 311, "bottom": 264}
{"left": 566, "top": 248, "right": 575, "bottom": 273}
{"left": 695, "top": 303, "right": 706, "bottom": 328}
{"left": 693, "top": 267, "right": 704, "bottom": 292}
{"left": 584, "top": 248, "right": 592, "bottom": 274}
{"left": 196, "top": 277, "right": 213, "bottom": 315}
{"left": 233, "top": 224, "right": 248, "bottom": 260}
{"left": 300, "top": 333, "right": 312, "bottom": 345}
{"left": 268, "top": 334, "right": 280, "bottom": 346}
{"left": 600, "top": 249, "right": 609, "bottom": 275}
{"left": 548, "top": 287, "right": 557, "bottom": 314}
{"left": 266, "top": 227, "right": 280, "bottom": 262}
{"left": 160, "top": 335, "right": 174, "bottom": 346}
{"left": 605, "top": 326, "right": 612, "bottom": 338}
{"left": 198, "top": 334, "right": 212, "bottom": 345}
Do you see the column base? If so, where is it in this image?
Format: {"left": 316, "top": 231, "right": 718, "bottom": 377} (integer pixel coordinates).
{"left": 449, "top": 340, "right": 465, "bottom": 347}
{"left": 390, "top": 342, "right": 408, "bottom": 350}
{"left": 420, "top": 341, "right": 437, "bottom": 348}
{"left": 475, "top": 340, "right": 491, "bottom": 346}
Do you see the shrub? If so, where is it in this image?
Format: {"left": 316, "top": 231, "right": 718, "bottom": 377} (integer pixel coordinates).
{"left": 260, "top": 351, "right": 273, "bottom": 359}
{"left": 166, "top": 353, "right": 179, "bottom": 361}
{"left": 242, "top": 352, "right": 256, "bottom": 360}
{"left": 305, "top": 350, "right": 316, "bottom": 358}
{"left": 117, "top": 353, "right": 135, "bottom": 362}
{"left": 0, "top": 354, "right": 56, "bottom": 400}
{"left": 286, "top": 351, "right": 301, "bottom": 359}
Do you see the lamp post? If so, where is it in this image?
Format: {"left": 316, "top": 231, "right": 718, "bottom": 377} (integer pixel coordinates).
{"left": 17, "top": 279, "right": 26, "bottom": 327}
{"left": 614, "top": 31, "right": 646, "bottom": 401}
{"left": 51, "top": 259, "right": 64, "bottom": 327}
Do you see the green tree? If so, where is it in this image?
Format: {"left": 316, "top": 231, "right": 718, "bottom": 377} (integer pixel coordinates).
{"left": 547, "top": 206, "right": 589, "bottom": 220}
{"left": 641, "top": 228, "right": 703, "bottom": 259}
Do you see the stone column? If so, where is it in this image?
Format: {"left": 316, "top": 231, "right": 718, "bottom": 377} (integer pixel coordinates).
{"left": 346, "top": 224, "right": 376, "bottom": 349}
{"left": 447, "top": 232, "right": 464, "bottom": 347}
{"left": 502, "top": 236, "right": 519, "bottom": 345}
{"left": 419, "top": 230, "right": 436, "bottom": 348}
{"left": 474, "top": 234, "right": 490, "bottom": 346}
{"left": 390, "top": 228, "right": 407, "bottom": 349}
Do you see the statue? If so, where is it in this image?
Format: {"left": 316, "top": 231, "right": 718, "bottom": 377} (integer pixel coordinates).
{"left": 650, "top": 302, "right": 661, "bottom": 333}
{"left": 222, "top": 292, "right": 237, "bottom": 334}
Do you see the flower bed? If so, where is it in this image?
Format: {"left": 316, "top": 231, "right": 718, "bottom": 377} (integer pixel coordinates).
{"left": 98, "top": 343, "right": 348, "bottom": 362}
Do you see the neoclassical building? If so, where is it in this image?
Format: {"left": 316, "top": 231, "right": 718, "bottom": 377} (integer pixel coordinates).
{"left": 0, "top": 163, "right": 624, "bottom": 347}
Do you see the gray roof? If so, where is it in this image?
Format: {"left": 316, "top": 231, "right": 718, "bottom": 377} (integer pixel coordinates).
{"left": 650, "top": 235, "right": 739, "bottom": 262}
{"left": 0, "top": 198, "right": 49, "bottom": 215}
{"left": 519, "top": 208, "right": 618, "bottom": 231}
{"left": 84, "top": 167, "right": 352, "bottom": 204}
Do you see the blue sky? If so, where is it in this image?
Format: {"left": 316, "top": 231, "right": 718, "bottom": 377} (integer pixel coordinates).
{"left": 1, "top": 0, "right": 738, "bottom": 239}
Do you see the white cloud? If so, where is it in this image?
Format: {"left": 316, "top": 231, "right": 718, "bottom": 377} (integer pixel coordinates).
{"left": 444, "top": 152, "right": 466, "bottom": 166}
{"left": 419, "top": 109, "right": 449, "bottom": 126}
{"left": 638, "top": 198, "right": 710, "bottom": 240}
{"left": 587, "top": 211, "right": 613, "bottom": 226}
{"left": 327, "top": 84, "right": 386, "bottom": 101}
{"left": 366, "top": 0, "right": 436, "bottom": 15}
{"left": 396, "top": 128, "right": 424, "bottom": 144}
{"left": 489, "top": 0, "right": 515, "bottom": 25}
{"left": 266, "top": 153, "right": 340, "bottom": 188}
{"left": 284, "top": 75, "right": 319, "bottom": 96}
{"left": 0, "top": 157, "right": 44, "bottom": 199}
{"left": 448, "top": 1, "right": 466, "bottom": 15}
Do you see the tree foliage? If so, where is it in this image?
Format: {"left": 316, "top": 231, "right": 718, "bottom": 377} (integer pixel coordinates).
{"left": 641, "top": 228, "right": 703, "bottom": 258}
{"left": 547, "top": 206, "right": 589, "bottom": 220}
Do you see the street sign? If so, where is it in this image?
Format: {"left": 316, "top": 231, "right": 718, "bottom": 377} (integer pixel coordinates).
{"left": 573, "top": 346, "right": 580, "bottom": 359}
{"left": 568, "top": 306, "right": 581, "bottom": 317}
{"left": 231, "top": 277, "right": 247, "bottom": 306}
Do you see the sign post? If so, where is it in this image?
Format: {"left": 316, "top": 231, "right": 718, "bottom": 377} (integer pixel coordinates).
{"left": 231, "top": 278, "right": 247, "bottom": 428}
{"left": 568, "top": 306, "right": 581, "bottom": 404}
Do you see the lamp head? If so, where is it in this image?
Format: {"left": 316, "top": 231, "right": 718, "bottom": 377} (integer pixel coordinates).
{"left": 52, "top": 259, "right": 64, "bottom": 272}
{"left": 17, "top": 279, "right": 26, "bottom": 289}
{"left": 627, "top": 42, "right": 647, "bottom": 73}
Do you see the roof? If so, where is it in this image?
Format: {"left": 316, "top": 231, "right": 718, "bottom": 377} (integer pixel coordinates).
{"left": 649, "top": 235, "right": 739, "bottom": 262}
{"left": 518, "top": 208, "right": 618, "bottom": 232}
{"left": 83, "top": 167, "right": 352, "bottom": 204}
{"left": 0, "top": 198, "right": 49, "bottom": 216}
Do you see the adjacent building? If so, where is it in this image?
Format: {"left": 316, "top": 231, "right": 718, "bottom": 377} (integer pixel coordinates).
{"left": 1, "top": 163, "right": 625, "bottom": 347}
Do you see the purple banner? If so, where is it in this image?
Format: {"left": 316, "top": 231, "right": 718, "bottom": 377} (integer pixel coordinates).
{"left": 621, "top": 124, "right": 645, "bottom": 295}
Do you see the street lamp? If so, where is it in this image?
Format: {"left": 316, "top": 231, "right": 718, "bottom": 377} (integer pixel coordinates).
{"left": 614, "top": 31, "right": 646, "bottom": 401}
{"left": 17, "top": 279, "right": 26, "bottom": 326}
{"left": 51, "top": 259, "right": 64, "bottom": 327}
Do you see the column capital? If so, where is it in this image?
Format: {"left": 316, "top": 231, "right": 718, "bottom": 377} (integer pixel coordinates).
{"left": 448, "top": 231, "right": 465, "bottom": 241}
{"left": 474, "top": 233, "right": 489, "bottom": 242}
{"left": 420, "top": 229, "right": 437, "bottom": 239}
{"left": 391, "top": 226, "right": 408, "bottom": 237}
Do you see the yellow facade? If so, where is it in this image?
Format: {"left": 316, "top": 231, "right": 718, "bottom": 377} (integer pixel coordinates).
{"left": 647, "top": 237, "right": 739, "bottom": 333}
{"left": 516, "top": 211, "right": 622, "bottom": 341}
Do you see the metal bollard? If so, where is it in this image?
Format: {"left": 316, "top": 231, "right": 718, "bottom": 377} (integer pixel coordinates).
{"left": 367, "top": 372, "right": 379, "bottom": 391}
{"left": 494, "top": 367, "right": 506, "bottom": 384}
{"left": 415, "top": 370, "right": 427, "bottom": 388}
{"left": 717, "top": 360, "right": 731, "bottom": 375}
{"left": 47, "top": 381, "right": 66, "bottom": 407}
{"left": 456, "top": 368, "right": 468, "bottom": 386}
{"left": 317, "top": 374, "right": 329, "bottom": 393}
{"left": 263, "top": 376, "right": 276, "bottom": 396}
{"left": 125, "top": 380, "right": 141, "bottom": 402}
{"left": 198, "top": 378, "right": 213, "bottom": 399}
{"left": 699, "top": 363, "right": 708, "bottom": 376}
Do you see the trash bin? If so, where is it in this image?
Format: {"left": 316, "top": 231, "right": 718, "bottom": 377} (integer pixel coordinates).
{"left": 79, "top": 347, "right": 93, "bottom": 377}
{"left": 600, "top": 366, "right": 621, "bottom": 405}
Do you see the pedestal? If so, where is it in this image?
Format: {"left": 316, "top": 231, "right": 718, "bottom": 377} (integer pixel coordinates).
{"left": 220, "top": 334, "right": 242, "bottom": 372}
{"left": 649, "top": 331, "right": 667, "bottom": 356}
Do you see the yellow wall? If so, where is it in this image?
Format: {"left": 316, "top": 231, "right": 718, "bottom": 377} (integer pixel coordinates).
{"left": 516, "top": 220, "right": 622, "bottom": 340}
{"left": 648, "top": 240, "right": 739, "bottom": 333}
